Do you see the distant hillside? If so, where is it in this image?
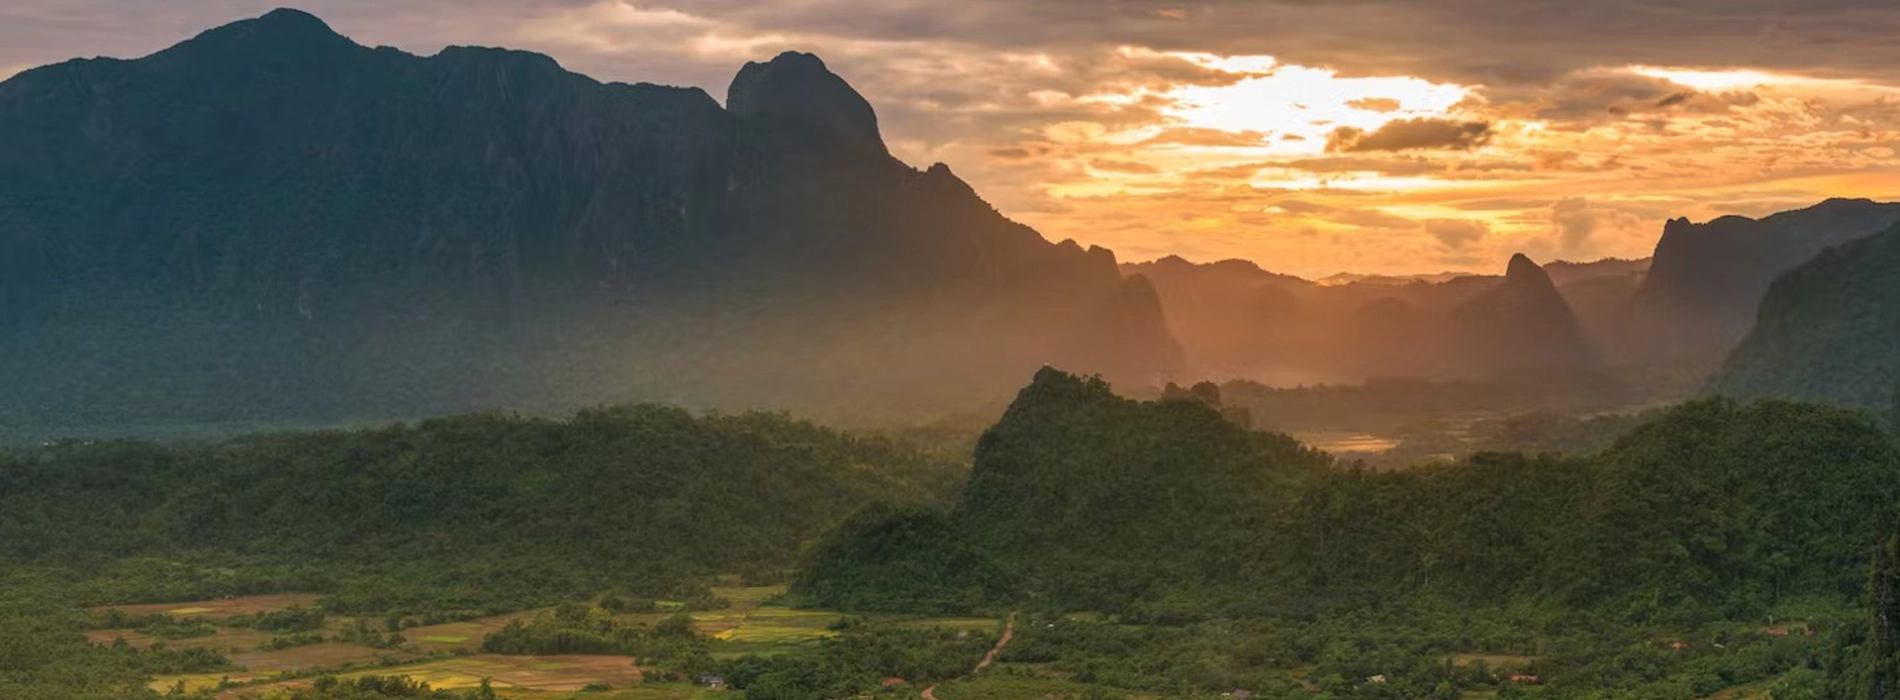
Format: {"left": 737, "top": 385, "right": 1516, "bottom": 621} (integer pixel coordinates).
{"left": 0, "top": 9, "right": 1179, "bottom": 433}
{"left": 1627, "top": 198, "right": 1900, "bottom": 363}
{"left": 1124, "top": 253, "right": 1598, "bottom": 382}
{"left": 796, "top": 368, "right": 1900, "bottom": 620}
{"left": 1708, "top": 222, "right": 1900, "bottom": 412}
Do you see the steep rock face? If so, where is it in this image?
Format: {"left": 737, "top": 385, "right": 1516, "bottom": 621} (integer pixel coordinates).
{"left": 1446, "top": 254, "right": 1594, "bottom": 371}
{"left": 1628, "top": 198, "right": 1900, "bottom": 362}
{"left": 0, "top": 10, "right": 1178, "bottom": 430}
{"left": 727, "top": 51, "right": 887, "bottom": 157}
{"left": 1708, "top": 222, "right": 1900, "bottom": 411}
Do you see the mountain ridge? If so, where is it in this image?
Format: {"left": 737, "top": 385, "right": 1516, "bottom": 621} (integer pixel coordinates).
{"left": 0, "top": 9, "right": 1180, "bottom": 431}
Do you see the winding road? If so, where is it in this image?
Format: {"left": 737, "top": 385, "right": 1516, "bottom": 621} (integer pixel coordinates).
{"left": 921, "top": 612, "right": 1017, "bottom": 700}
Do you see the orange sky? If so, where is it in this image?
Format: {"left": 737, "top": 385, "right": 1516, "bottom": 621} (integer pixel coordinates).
{"left": 9, "top": 0, "right": 1900, "bottom": 277}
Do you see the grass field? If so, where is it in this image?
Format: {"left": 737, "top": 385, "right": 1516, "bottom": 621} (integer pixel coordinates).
{"left": 403, "top": 609, "right": 550, "bottom": 653}
{"left": 87, "top": 625, "right": 275, "bottom": 651}
{"left": 227, "top": 641, "right": 412, "bottom": 674}
{"left": 90, "top": 593, "right": 324, "bottom": 620}
{"left": 160, "top": 654, "right": 644, "bottom": 697}
{"left": 124, "top": 582, "right": 1011, "bottom": 697}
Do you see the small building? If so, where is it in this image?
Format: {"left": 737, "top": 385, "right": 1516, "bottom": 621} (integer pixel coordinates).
{"left": 698, "top": 674, "right": 727, "bottom": 690}
{"left": 1508, "top": 674, "right": 1540, "bottom": 684}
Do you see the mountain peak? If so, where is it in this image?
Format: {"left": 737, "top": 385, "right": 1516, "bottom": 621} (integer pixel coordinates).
{"left": 256, "top": 8, "right": 334, "bottom": 31}
{"left": 1505, "top": 253, "right": 1545, "bottom": 280}
{"left": 226, "top": 8, "right": 346, "bottom": 43}
{"left": 166, "top": 7, "right": 355, "bottom": 64}
{"left": 728, "top": 51, "right": 886, "bottom": 154}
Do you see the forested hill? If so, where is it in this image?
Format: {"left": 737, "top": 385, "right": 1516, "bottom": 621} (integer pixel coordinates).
{"left": 0, "top": 406, "right": 966, "bottom": 612}
{"left": 1627, "top": 197, "right": 1900, "bottom": 364}
{"left": 796, "top": 368, "right": 1900, "bottom": 621}
{"left": 1709, "top": 221, "right": 1900, "bottom": 414}
{"left": 0, "top": 9, "right": 1178, "bottom": 433}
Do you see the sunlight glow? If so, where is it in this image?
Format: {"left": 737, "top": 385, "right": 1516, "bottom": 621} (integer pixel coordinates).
{"left": 1163, "top": 60, "right": 1474, "bottom": 154}
{"left": 1627, "top": 65, "right": 1894, "bottom": 95}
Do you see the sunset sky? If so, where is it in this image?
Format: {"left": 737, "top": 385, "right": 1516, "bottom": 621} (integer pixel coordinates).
{"left": 7, "top": 1, "right": 1900, "bottom": 277}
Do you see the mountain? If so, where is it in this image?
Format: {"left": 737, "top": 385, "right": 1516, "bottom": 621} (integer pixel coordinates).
{"left": 1626, "top": 198, "right": 1900, "bottom": 363}
{"left": 1444, "top": 253, "right": 1594, "bottom": 371}
{"left": 1707, "top": 221, "right": 1900, "bottom": 412}
{"left": 0, "top": 9, "right": 1180, "bottom": 433}
{"left": 794, "top": 367, "right": 1330, "bottom": 613}
{"left": 1123, "top": 253, "right": 1597, "bottom": 383}
{"left": 795, "top": 368, "right": 1900, "bottom": 620}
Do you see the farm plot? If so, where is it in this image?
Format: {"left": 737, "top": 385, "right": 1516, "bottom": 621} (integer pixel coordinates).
{"left": 89, "top": 593, "right": 323, "bottom": 620}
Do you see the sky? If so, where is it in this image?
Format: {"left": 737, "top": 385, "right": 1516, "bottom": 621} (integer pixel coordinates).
{"left": 7, "top": 1, "right": 1900, "bottom": 277}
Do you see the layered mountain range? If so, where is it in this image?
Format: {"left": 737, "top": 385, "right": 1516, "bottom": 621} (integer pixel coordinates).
{"left": 1129, "top": 198, "right": 1900, "bottom": 388}
{"left": 3, "top": 9, "right": 1895, "bottom": 434}
{"left": 1124, "top": 252, "right": 1606, "bottom": 383}
{"left": 0, "top": 9, "right": 1178, "bottom": 430}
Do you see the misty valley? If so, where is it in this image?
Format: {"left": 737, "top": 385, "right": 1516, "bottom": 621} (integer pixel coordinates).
{"left": 5, "top": 7, "right": 1900, "bottom": 700}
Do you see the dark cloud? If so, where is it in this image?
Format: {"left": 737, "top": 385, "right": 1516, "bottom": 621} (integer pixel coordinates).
{"left": 1325, "top": 118, "right": 1494, "bottom": 152}
{"left": 1487, "top": 68, "right": 1764, "bottom": 128}
{"left": 15, "top": 0, "right": 1900, "bottom": 99}
{"left": 1424, "top": 219, "right": 1489, "bottom": 248}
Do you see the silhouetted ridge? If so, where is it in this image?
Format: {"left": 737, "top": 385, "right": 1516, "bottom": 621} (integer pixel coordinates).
{"left": 1447, "top": 254, "right": 1593, "bottom": 370}
{"left": 1504, "top": 252, "right": 1545, "bottom": 281}
{"left": 1627, "top": 197, "right": 1900, "bottom": 363}
{"left": 728, "top": 51, "right": 886, "bottom": 155}
{"left": 0, "top": 10, "right": 1180, "bottom": 431}
{"left": 167, "top": 7, "right": 356, "bottom": 64}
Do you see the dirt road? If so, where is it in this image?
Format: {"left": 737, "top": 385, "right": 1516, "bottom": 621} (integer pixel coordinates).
{"left": 922, "top": 613, "right": 1017, "bottom": 700}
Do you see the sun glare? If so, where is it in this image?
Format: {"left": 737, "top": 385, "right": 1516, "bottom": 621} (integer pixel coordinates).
{"left": 1163, "top": 59, "right": 1473, "bottom": 154}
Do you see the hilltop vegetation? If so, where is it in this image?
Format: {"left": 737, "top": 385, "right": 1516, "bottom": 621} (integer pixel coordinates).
{"left": 793, "top": 371, "right": 1900, "bottom": 700}
{"left": 1711, "top": 221, "right": 1900, "bottom": 416}
{"left": 801, "top": 368, "right": 1900, "bottom": 624}
{"left": 0, "top": 406, "right": 965, "bottom": 614}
